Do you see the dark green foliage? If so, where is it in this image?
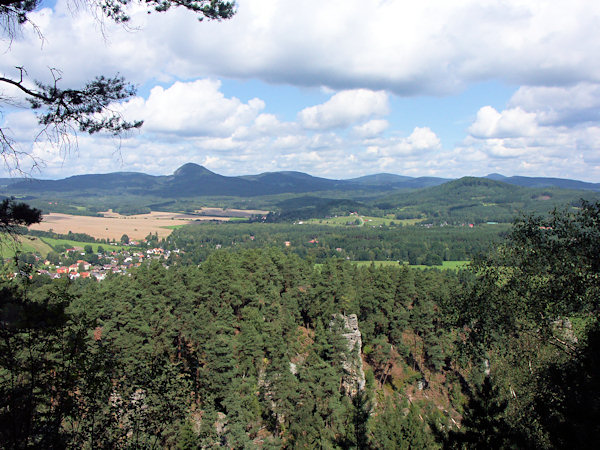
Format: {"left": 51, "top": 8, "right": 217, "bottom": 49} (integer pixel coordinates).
{"left": 369, "top": 397, "right": 436, "bottom": 449}
{"left": 4, "top": 199, "right": 597, "bottom": 448}
{"left": 28, "top": 75, "right": 143, "bottom": 135}
{"left": 379, "top": 177, "right": 600, "bottom": 225}
{"left": 0, "top": 275, "right": 117, "bottom": 448}
{"left": 101, "top": 0, "right": 236, "bottom": 23}
{"left": 0, "top": 197, "right": 41, "bottom": 235}
{"left": 456, "top": 201, "right": 600, "bottom": 448}
{"left": 28, "top": 229, "right": 99, "bottom": 242}
{"left": 461, "top": 201, "right": 600, "bottom": 349}
{"left": 531, "top": 320, "right": 600, "bottom": 449}
{"left": 114, "top": 204, "right": 152, "bottom": 215}
{"left": 445, "top": 377, "right": 523, "bottom": 449}
{"left": 169, "top": 221, "right": 505, "bottom": 264}
{"left": 1, "top": 243, "right": 466, "bottom": 446}
{"left": 0, "top": 1, "right": 39, "bottom": 25}
{"left": 176, "top": 420, "right": 199, "bottom": 449}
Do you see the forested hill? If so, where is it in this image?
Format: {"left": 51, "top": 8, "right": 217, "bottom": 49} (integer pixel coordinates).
{"left": 3, "top": 163, "right": 599, "bottom": 198}
{"left": 1, "top": 163, "right": 360, "bottom": 197}
{"left": 3, "top": 165, "right": 600, "bottom": 223}
{"left": 268, "top": 176, "right": 600, "bottom": 224}
{"left": 372, "top": 177, "right": 528, "bottom": 224}
{"left": 485, "top": 173, "right": 600, "bottom": 190}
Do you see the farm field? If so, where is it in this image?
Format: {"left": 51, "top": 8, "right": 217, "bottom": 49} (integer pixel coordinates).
{"left": 0, "top": 235, "right": 133, "bottom": 258}
{"left": 38, "top": 237, "right": 131, "bottom": 253}
{"left": 0, "top": 235, "right": 54, "bottom": 258}
{"left": 195, "top": 207, "right": 268, "bottom": 217}
{"left": 305, "top": 215, "right": 423, "bottom": 227}
{"left": 28, "top": 211, "right": 230, "bottom": 240}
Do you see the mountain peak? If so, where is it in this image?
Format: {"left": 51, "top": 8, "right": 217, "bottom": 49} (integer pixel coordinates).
{"left": 173, "top": 163, "right": 214, "bottom": 177}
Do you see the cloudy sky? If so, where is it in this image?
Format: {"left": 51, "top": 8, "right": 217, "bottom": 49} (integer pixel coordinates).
{"left": 1, "top": 0, "right": 600, "bottom": 181}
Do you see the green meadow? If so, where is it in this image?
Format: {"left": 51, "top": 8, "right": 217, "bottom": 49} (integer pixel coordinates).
{"left": 351, "top": 260, "right": 470, "bottom": 270}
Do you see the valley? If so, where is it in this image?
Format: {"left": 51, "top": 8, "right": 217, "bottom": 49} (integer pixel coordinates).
{"left": 2, "top": 1, "right": 598, "bottom": 448}
{"left": 2, "top": 166, "right": 599, "bottom": 448}
{"left": 3, "top": 164, "right": 600, "bottom": 227}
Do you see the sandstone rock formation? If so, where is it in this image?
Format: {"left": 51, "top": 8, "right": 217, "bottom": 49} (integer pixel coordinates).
{"left": 331, "top": 313, "right": 366, "bottom": 396}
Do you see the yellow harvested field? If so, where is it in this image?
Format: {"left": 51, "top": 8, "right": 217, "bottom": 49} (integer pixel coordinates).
{"left": 29, "top": 211, "right": 229, "bottom": 240}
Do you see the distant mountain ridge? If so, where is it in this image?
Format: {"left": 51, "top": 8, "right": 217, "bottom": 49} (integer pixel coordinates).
{"left": 2, "top": 163, "right": 445, "bottom": 198}
{"left": 484, "top": 173, "right": 600, "bottom": 191}
{"left": 2, "top": 163, "right": 599, "bottom": 199}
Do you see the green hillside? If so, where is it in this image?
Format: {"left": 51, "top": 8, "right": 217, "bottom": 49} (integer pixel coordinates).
{"left": 3, "top": 168, "right": 600, "bottom": 225}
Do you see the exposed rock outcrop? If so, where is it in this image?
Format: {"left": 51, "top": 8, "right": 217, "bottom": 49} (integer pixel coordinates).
{"left": 331, "top": 313, "right": 366, "bottom": 396}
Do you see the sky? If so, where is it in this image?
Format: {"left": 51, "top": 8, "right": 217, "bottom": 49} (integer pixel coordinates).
{"left": 1, "top": 0, "right": 600, "bottom": 181}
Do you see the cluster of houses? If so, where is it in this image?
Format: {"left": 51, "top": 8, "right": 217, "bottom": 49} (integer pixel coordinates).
{"left": 33, "top": 246, "right": 180, "bottom": 281}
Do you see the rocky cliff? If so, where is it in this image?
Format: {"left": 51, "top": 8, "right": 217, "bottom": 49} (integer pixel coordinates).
{"left": 331, "top": 313, "right": 366, "bottom": 396}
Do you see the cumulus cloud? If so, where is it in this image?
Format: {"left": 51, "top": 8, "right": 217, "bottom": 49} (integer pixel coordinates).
{"left": 121, "top": 79, "right": 265, "bottom": 137}
{"left": 298, "top": 90, "right": 389, "bottom": 130}
{"left": 4, "top": 0, "right": 600, "bottom": 95}
{"left": 353, "top": 119, "right": 389, "bottom": 138}
{"left": 367, "top": 127, "right": 441, "bottom": 157}
{"left": 508, "top": 83, "right": 600, "bottom": 126}
{"left": 4, "top": 0, "right": 600, "bottom": 180}
{"left": 462, "top": 81, "right": 600, "bottom": 179}
{"left": 468, "top": 106, "right": 538, "bottom": 138}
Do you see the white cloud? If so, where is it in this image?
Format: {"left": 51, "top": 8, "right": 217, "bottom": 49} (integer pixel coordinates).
{"left": 508, "top": 83, "right": 600, "bottom": 126}
{"left": 353, "top": 119, "right": 389, "bottom": 138}
{"left": 121, "top": 79, "right": 265, "bottom": 137}
{"left": 461, "top": 82, "right": 600, "bottom": 179}
{"left": 4, "top": 0, "right": 600, "bottom": 181}
{"left": 4, "top": 0, "right": 600, "bottom": 95}
{"left": 468, "top": 106, "right": 538, "bottom": 138}
{"left": 368, "top": 127, "right": 441, "bottom": 157}
{"left": 1, "top": 111, "right": 40, "bottom": 141}
{"left": 298, "top": 90, "right": 389, "bottom": 130}
{"left": 272, "top": 135, "right": 308, "bottom": 150}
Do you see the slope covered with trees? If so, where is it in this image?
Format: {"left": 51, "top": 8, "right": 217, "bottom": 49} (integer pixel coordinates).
{"left": 1, "top": 201, "right": 599, "bottom": 448}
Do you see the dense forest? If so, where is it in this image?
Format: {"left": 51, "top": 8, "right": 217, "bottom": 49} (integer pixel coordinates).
{"left": 166, "top": 222, "right": 509, "bottom": 264}
{"left": 1, "top": 202, "right": 599, "bottom": 448}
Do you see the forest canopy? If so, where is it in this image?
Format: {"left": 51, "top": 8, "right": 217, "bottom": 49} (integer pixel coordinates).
{"left": 0, "top": 202, "right": 598, "bottom": 447}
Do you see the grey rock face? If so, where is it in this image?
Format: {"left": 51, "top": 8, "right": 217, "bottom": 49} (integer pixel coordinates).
{"left": 331, "top": 313, "right": 366, "bottom": 396}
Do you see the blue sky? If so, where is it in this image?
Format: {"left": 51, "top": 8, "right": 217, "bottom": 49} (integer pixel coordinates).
{"left": 1, "top": 0, "right": 600, "bottom": 181}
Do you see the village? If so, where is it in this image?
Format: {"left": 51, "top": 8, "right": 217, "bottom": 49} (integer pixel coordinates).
{"left": 9, "top": 243, "right": 182, "bottom": 281}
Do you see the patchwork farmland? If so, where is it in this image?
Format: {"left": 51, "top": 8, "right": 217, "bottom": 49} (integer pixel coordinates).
{"left": 28, "top": 211, "right": 230, "bottom": 241}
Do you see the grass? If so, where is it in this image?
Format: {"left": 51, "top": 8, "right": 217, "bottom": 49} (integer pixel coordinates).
{"left": 1, "top": 235, "right": 54, "bottom": 258}
{"left": 304, "top": 214, "right": 422, "bottom": 227}
{"left": 351, "top": 260, "right": 470, "bottom": 270}
{"left": 39, "top": 237, "right": 133, "bottom": 253}
{"left": 161, "top": 224, "right": 188, "bottom": 230}
{"left": 409, "top": 260, "right": 470, "bottom": 270}
{"left": 1, "top": 234, "right": 142, "bottom": 259}
{"left": 351, "top": 260, "right": 404, "bottom": 268}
